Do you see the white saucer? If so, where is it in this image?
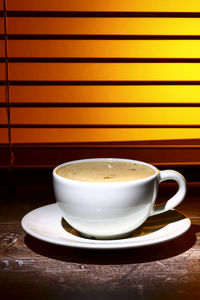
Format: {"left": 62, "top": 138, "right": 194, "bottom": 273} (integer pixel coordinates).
{"left": 21, "top": 204, "right": 191, "bottom": 250}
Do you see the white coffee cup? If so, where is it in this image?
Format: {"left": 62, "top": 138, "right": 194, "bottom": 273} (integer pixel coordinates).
{"left": 53, "top": 158, "right": 186, "bottom": 240}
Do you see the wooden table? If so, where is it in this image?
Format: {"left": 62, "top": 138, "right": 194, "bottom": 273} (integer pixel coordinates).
{"left": 0, "top": 171, "right": 200, "bottom": 300}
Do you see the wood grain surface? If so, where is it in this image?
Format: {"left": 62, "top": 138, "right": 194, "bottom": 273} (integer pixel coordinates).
{"left": 0, "top": 178, "right": 200, "bottom": 300}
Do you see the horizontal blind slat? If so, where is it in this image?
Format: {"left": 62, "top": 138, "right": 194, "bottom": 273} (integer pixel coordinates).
{"left": 11, "top": 128, "right": 200, "bottom": 143}
{"left": 10, "top": 107, "right": 200, "bottom": 125}
{"left": 0, "top": 108, "right": 8, "bottom": 124}
{"left": 0, "top": 128, "right": 9, "bottom": 143}
{"left": 9, "top": 86, "right": 200, "bottom": 103}
{"left": 0, "top": 0, "right": 3, "bottom": 11}
{"left": 6, "top": 0, "right": 200, "bottom": 12}
{"left": 0, "top": 85, "right": 5, "bottom": 102}
{"left": 0, "top": 17, "right": 4, "bottom": 34}
{"left": 0, "top": 40, "right": 5, "bottom": 57}
{"left": 8, "top": 63, "right": 200, "bottom": 81}
{"left": 7, "top": 40, "right": 200, "bottom": 58}
{"left": 0, "top": 63, "right": 5, "bottom": 80}
{"left": 7, "top": 18, "right": 200, "bottom": 35}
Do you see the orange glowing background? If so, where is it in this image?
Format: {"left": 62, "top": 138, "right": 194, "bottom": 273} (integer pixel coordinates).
{"left": 1, "top": 0, "right": 200, "bottom": 166}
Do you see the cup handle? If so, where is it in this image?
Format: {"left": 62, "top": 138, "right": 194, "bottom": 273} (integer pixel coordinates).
{"left": 150, "top": 170, "right": 187, "bottom": 216}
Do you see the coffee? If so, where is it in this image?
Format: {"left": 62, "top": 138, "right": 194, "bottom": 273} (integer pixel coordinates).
{"left": 56, "top": 161, "right": 155, "bottom": 182}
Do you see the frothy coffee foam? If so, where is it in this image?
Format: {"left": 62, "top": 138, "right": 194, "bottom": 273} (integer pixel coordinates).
{"left": 56, "top": 161, "right": 155, "bottom": 182}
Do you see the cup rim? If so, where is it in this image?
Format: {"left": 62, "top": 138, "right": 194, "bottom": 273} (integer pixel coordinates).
{"left": 53, "top": 158, "right": 158, "bottom": 185}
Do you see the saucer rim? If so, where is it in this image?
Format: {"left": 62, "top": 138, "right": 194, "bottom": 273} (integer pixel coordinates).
{"left": 21, "top": 204, "right": 191, "bottom": 250}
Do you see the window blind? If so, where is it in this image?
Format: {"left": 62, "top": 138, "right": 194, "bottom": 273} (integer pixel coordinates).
{"left": 1, "top": 0, "right": 200, "bottom": 168}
